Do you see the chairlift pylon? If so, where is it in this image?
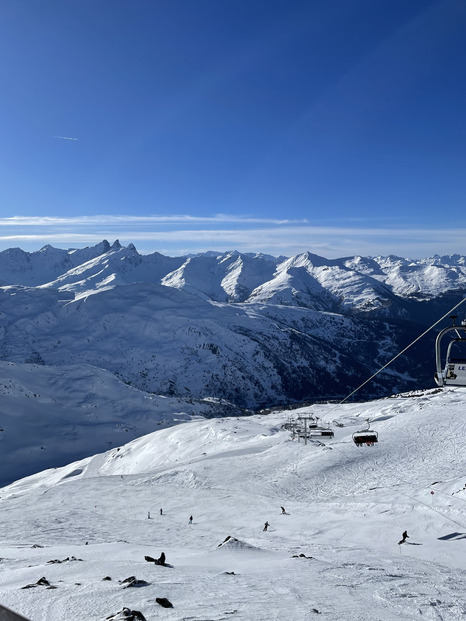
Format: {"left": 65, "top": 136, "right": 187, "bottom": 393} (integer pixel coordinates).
{"left": 284, "top": 414, "right": 334, "bottom": 443}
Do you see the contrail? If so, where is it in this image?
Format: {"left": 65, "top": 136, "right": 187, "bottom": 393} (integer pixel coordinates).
{"left": 54, "top": 136, "right": 78, "bottom": 141}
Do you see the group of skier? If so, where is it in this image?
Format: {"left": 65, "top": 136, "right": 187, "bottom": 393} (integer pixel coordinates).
{"left": 147, "top": 509, "right": 192, "bottom": 523}
{"left": 263, "top": 506, "right": 288, "bottom": 531}
{"left": 152, "top": 505, "right": 410, "bottom": 547}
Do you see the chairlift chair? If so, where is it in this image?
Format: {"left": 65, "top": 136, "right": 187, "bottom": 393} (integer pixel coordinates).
{"left": 319, "top": 429, "right": 335, "bottom": 438}
{"left": 352, "top": 421, "right": 378, "bottom": 446}
{"left": 434, "top": 316, "right": 466, "bottom": 387}
{"left": 309, "top": 427, "right": 334, "bottom": 438}
{"left": 352, "top": 430, "right": 378, "bottom": 446}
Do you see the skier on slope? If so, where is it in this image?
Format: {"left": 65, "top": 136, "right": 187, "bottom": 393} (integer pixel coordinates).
{"left": 398, "top": 530, "right": 409, "bottom": 544}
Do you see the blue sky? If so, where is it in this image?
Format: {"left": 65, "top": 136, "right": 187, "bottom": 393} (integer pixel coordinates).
{"left": 1, "top": 0, "right": 465, "bottom": 258}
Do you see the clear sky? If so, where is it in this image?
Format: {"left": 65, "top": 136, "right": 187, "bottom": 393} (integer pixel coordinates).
{"left": 1, "top": 0, "right": 466, "bottom": 258}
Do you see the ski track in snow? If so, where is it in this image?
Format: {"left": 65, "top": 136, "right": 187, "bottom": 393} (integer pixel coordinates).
{"left": 1, "top": 389, "right": 466, "bottom": 619}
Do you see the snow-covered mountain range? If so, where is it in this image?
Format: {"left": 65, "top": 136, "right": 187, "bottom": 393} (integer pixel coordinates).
{"left": 1, "top": 241, "right": 465, "bottom": 482}
{"left": 2, "top": 241, "right": 465, "bottom": 309}
{"left": 1, "top": 242, "right": 464, "bottom": 397}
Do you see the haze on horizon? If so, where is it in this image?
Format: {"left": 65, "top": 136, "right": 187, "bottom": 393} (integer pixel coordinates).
{"left": 1, "top": 0, "right": 465, "bottom": 259}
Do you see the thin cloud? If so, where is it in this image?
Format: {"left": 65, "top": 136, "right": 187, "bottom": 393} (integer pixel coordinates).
{"left": 0, "top": 215, "right": 308, "bottom": 226}
{"left": 54, "top": 136, "right": 79, "bottom": 141}
{"left": 1, "top": 225, "right": 466, "bottom": 259}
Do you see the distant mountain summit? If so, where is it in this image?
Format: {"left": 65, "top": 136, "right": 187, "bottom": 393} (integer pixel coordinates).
{"left": 0, "top": 240, "right": 112, "bottom": 287}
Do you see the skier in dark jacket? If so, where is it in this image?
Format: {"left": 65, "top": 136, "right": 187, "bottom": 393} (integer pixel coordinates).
{"left": 398, "top": 530, "right": 409, "bottom": 544}
{"left": 263, "top": 521, "right": 270, "bottom": 531}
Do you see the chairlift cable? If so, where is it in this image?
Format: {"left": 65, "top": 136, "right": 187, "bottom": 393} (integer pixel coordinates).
{"left": 288, "top": 297, "right": 466, "bottom": 447}
{"left": 337, "top": 296, "right": 466, "bottom": 408}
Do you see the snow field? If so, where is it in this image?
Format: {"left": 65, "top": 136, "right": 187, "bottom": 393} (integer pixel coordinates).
{"left": 1, "top": 388, "right": 466, "bottom": 619}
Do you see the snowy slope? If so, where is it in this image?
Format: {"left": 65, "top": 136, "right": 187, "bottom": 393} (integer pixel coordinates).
{"left": 161, "top": 251, "right": 279, "bottom": 303}
{"left": 0, "top": 281, "right": 430, "bottom": 408}
{"left": 1, "top": 387, "right": 466, "bottom": 620}
{"left": 0, "top": 360, "right": 244, "bottom": 487}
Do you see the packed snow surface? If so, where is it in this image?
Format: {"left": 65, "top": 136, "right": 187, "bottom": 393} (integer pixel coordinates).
{"left": 1, "top": 387, "right": 466, "bottom": 620}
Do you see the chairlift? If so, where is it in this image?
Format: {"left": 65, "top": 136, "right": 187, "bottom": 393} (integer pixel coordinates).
{"left": 318, "top": 429, "right": 335, "bottom": 438}
{"left": 434, "top": 316, "right": 466, "bottom": 387}
{"left": 309, "top": 426, "right": 334, "bottom": 438}
{"left": 352, "top": 420, "right": 378, "bottom": 446}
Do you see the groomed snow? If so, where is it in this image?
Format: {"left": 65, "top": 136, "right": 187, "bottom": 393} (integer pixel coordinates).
{"left": 1, "top": 387, "right": 466, "bottom": 620}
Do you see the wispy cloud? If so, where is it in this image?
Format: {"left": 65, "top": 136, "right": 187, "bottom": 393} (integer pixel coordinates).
{"left": 0, "top": 216, "right": 465, "bottom": 259}
{"left": 54, "top": 136, "right": 78, "bottom": 141}
{"left": 0, "top": 215, "right": 307, "bottom": 226}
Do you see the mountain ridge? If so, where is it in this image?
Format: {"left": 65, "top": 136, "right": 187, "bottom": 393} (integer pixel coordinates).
{"left": 1, "top": 241, "right": 465, "bottom": 310}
